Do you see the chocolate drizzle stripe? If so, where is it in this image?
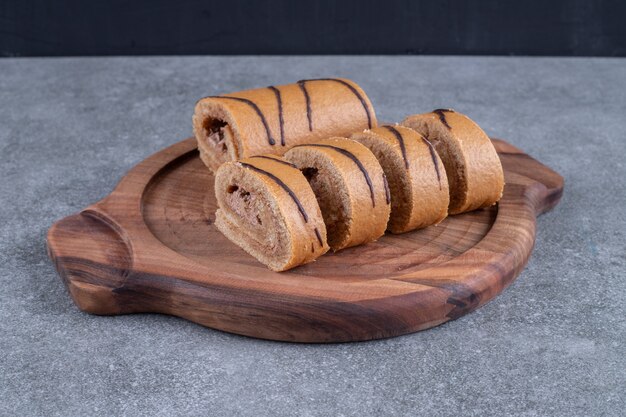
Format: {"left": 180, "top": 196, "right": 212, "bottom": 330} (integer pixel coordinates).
{"left": 382, "top": 173, "right": 391, "bottom": 205}
{"left": 433, "top": 109, "right": 453, "bottom": 130}
{"left": 209, "top": 96, "right": 276, "bottom": 145}
{"left": 297, "top": 81, "right": 313, "bottom": 131}
{"left": 268, "top": 86, "right": 285, "bottom": 146}
{"left": 249, "top": 155, "right": 297, "bottom": 169}
{"left": 314, "top": 228, "right": 324, "bottom": 247}
{"left": 294, "top": 143, "right": 376, "bottom": 207}
{"left": 382, "top": 125, "right": 409, "bottom": 169}
{"left": 298, "top": 78, "right": 373, "bottom": 129}
{"left": 421, "top": 137, "right": 443, "bottom": 190}
{"left": 239, "top": 162, "right": 308, "bottom": 222}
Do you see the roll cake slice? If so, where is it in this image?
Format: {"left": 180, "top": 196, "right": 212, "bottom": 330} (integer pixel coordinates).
{"left": 351, "top": 125, "right": 449, "bottom": 233}
{"left": 214, "top": 155, "right": 329, "bottom": 271}
{"left": 284, "top": 137, "right": 390, "bottom": 251}
{"left": 194, "top": 78, "right": 377, "bottom": 171}
{"left": 401, "top": 109, "right": 504, "bottom": 215}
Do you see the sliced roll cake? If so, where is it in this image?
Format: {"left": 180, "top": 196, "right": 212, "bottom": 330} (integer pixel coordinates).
{"left": 284, "top": 137, "right": 390, "bottom": 251}
{"left": 194, "top": 78, "right": 377, "bottom": 171}
{"left": 214, "top": 155, "right": 329, "bottom": 271}
{"left": 351, "top": 125, "right": 449, "bottom": 233}
{"left": 401, "top": 109, "right": 504, "bottom": 215}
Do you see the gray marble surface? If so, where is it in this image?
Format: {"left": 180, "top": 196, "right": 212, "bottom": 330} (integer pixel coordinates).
{"left": 0, "top": 56, "right": 624, "bottom": 417}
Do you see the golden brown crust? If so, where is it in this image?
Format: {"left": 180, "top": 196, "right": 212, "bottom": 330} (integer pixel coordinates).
{"left": 401, "top": 110, "right": 504, "bottom": 214}
{"left": 193, "top": 78, "right": 377, "bottom": 171}
{"left": 214, "top": 155, "right": 329, "bottom": 271}
{"left": 351, "top": 125, "right": 449, "bottom": 233}
{"left": 284, "top": 137, "right": 390, "bottom": 251}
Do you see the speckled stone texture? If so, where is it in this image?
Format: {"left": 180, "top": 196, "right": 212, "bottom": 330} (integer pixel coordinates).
{"left": 0, "top": 56, "right": 624, "bottom": 417}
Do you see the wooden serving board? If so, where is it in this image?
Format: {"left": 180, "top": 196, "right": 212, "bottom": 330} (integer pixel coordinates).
{"left": 47, "top": 138, "right": 563, "bottom": 343}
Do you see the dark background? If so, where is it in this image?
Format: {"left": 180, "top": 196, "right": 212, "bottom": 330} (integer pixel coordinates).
{"left": 2, "top": 0, "right": 626, "bottom": 57}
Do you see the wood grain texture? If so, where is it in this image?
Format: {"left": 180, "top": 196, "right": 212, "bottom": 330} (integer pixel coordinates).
{"left": 47, "top": 137, "right": 563, "bottom": 343}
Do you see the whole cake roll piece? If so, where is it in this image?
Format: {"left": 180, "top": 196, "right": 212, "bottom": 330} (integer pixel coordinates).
{"left": 401, "top": 109, "right": 504, "bottom": 215}
{"left": 284, "top": 137, "right": 390, "bottom": 251}
{"left": 351, "top": 125, "right": 449, "bottom": 233}
{"left": 214, "top": 155, "right": 329, "bottom": 271}
{"left": 193, "top": 78, "right": 377, "bottom": 171}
